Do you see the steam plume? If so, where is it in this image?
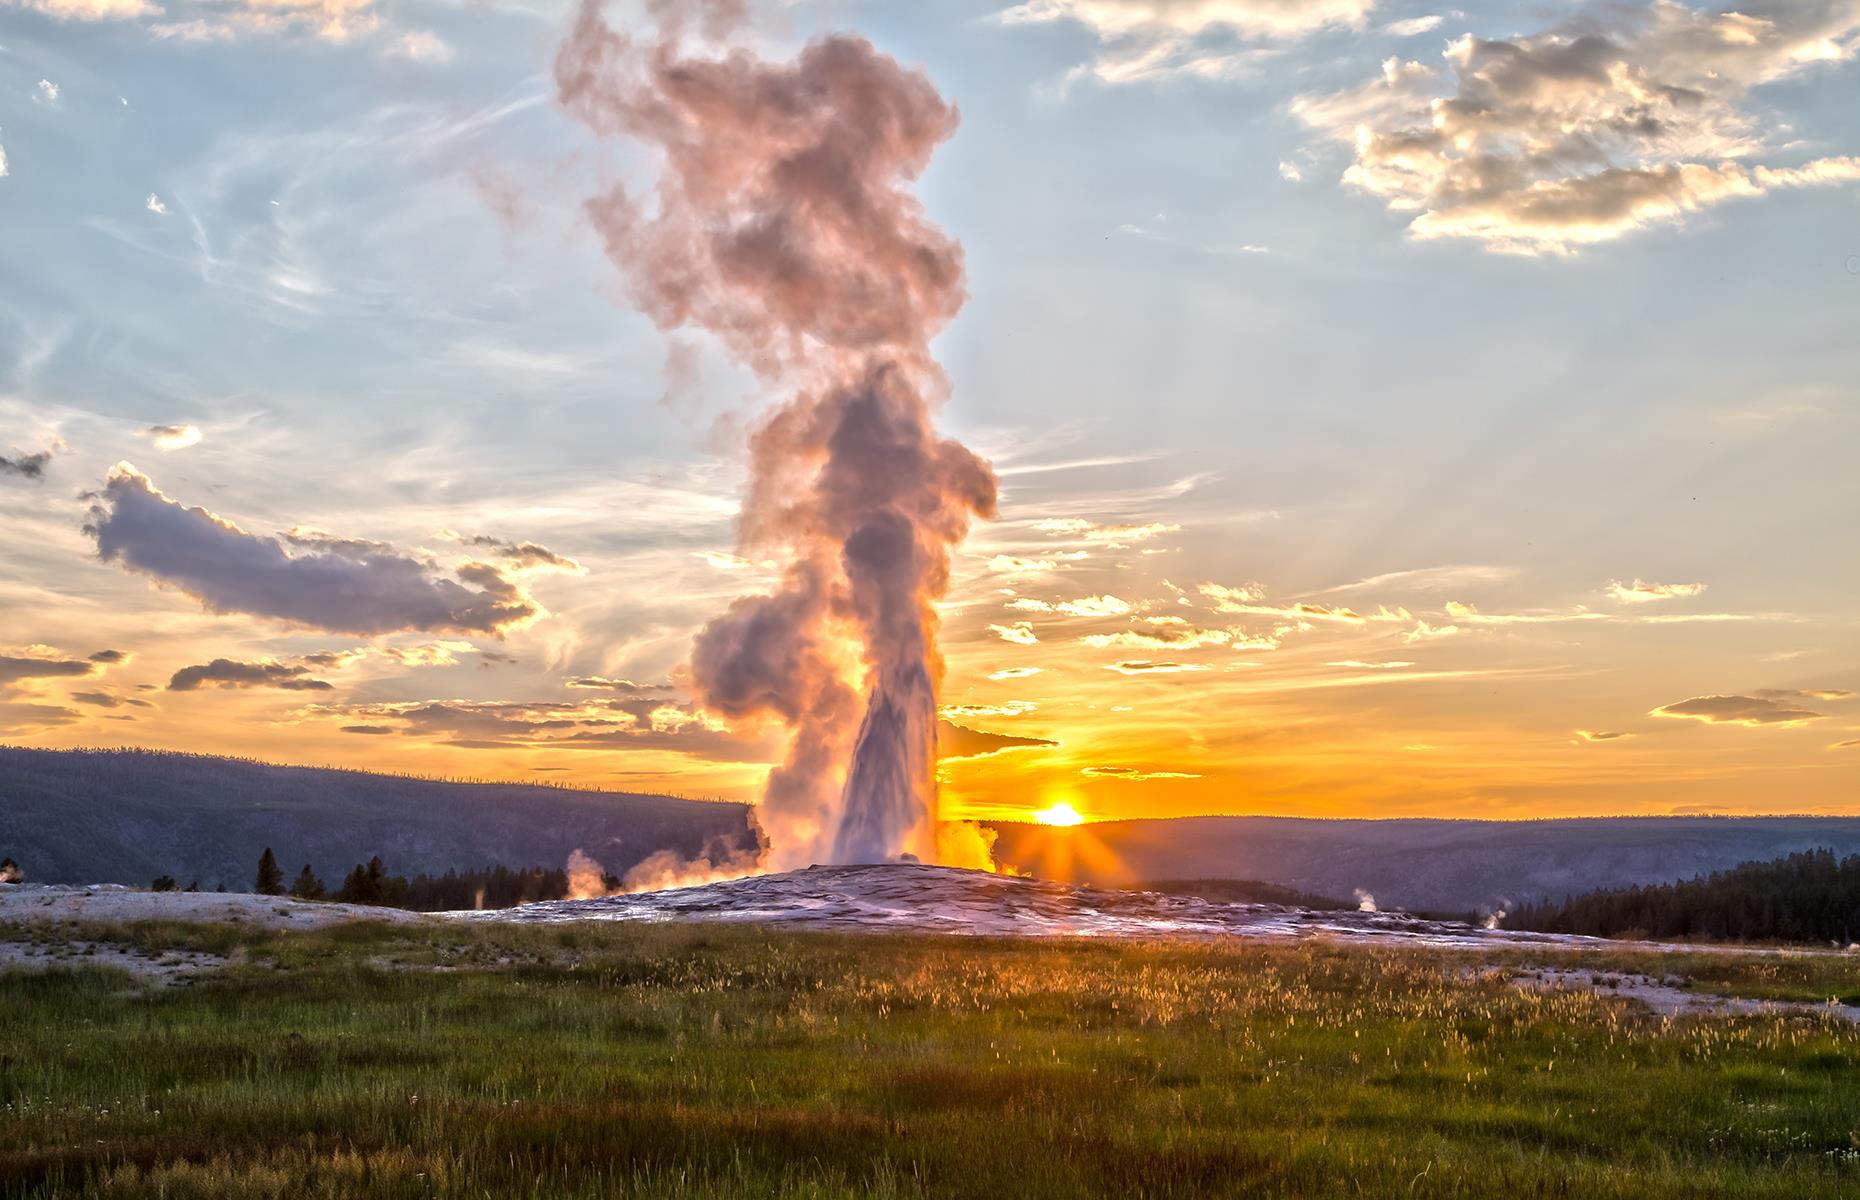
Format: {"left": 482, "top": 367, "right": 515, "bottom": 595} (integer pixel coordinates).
{"left": 557, "top": 1, "right": 996, "bottom": 869}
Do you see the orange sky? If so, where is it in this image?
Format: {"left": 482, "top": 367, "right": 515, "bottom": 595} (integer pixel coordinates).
{"left": 3, "top": 0, "right": 1858, "bottom": 826}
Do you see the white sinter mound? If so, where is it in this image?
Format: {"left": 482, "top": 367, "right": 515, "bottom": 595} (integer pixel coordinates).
{"left": 458, "top": 862, "right": 1584, "bottom": 947}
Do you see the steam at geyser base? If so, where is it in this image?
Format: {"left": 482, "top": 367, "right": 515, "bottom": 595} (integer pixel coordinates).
{"left": 556, "top": 0, "right": 1002, "bottom": 881}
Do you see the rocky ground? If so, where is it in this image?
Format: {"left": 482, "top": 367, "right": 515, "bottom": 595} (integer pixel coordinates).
{"left": 0, "top": 882, "right": 423, "bottom": 930}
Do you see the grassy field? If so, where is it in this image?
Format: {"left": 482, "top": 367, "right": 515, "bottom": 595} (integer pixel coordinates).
{"left": 5, "top": 920, "right": 1860, "bottom": 1198}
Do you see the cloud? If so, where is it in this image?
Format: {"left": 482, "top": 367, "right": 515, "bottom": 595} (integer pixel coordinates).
{"left": 1082, "top": 621, "right": 1265, "bottom": 650}
{"left": 988, "top": 666, "right": 1044, "bottom": 680}
{"left": 566, "top": 676, "right": 671, "bottom": 695}
{"left": 85, "top": 465, "right": 538, "bottom": 636}
{"left": 36, "top": 79, "right": 59, "bottom": 104}
{"left": 0, "top": 449, "right": 52, "bottom": 480}
{"left": 1402, "top": 620, "right": 1460, "bottom": 642}
{"left": 1383, "top": 14, "right": 1441, "bottom": 37}
{"left": 988, "top": 554, "right": 1083, "bottom": 575}
{"left": 1080, "top": 764, "right": 1201, "bottom": 780}
{"left": 1314, "top": 564, "right": 1517, "bottom": 595}
{"left": 0, "top": 701, "right": 82, "bottom": 733}
{"left": 71, "top": 690, "right": 151, "bottom": 708}
{"left": 694, "top": 549, "right": 756, "bottom": 571}
{"left": 1206, "top": 587, "right": 1410, "bottom": 625}
{"left": 1054, "top": 594, "right": 1133, "bottom": 617}
{"left": 1278, "top": 160, "right": 1303, "bottom": 181}
{"left": 0, "top": 143, "right": 8, "bottom": 179}
{"left": 1652, "top": 694, "right": 1824, "bottom": 727}
{"left": 145, "top": 193, "right": 169, "bottom": 216}
{"left": 989, "top": 621, "right": 1040, "bottom": 645}
{"left": 1292, "top": 3, "right": 1860, "bottom": 255}
{"left": 1443, "top": 601, "right": 1607, "bottom": 626}
{"left": 1000, "top": 0, "right": 1380, "bottom": 85}
{"left": 88, "top": 649, "right": 130, "bottom": 664}
{"left": 1104, "top": 659, "right": 1211, "bottom": 674}
{"left": 1832, "top": 738, "right": 1860, "bottom": 751}
{"left": 1576, "top": 729, "right": 1634, "bottom": 742}
{"left": 0, "top": 650, "right": 99, "bottom": 688}
{"left": 142, "top": 423, "right": 200, "bottom": 450}
{"left": 938, "top": 721, "right": 1060, "bottom": 760}
{"left": 1756, "top": 687, "right": 1853, "bottom": 702}
{"left": 386, "top": 29, "right": 450, "bottom": 62}
{"left": 309, "top": 696, "right": 766, "bottom": 761}
{"left": 458, "top": 534, "right": 582, "bottom": 573}
{"left": 942, "top": 701, "right": 1039, "bottom": 719}
{"left": 341, "top": 724, "right": 395, "bottom": 734}
{"left": 1606, "top": 578, "right": 1707, "bottom": 604}
{"left": 1034, "top": 518, "right": 1179, "bottom": 545}
{"left": 168, "top": 658, "right": 334, "bottom": 692}
{"left": 147, "top": 0, "right": 379, "bottom": 42}
{"left": 3, "top": 0, "right": 161, "bottom": 19}
{"left": 1198, "top": 581, "right": 1264, "bottom": 606}
{"left": 1326, "top": 660, "right": 1416, "bottom": 669}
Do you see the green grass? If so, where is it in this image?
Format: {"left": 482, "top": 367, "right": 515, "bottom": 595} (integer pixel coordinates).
{"left": 5, "top": 922, "right": 1860, "bottom": 1198}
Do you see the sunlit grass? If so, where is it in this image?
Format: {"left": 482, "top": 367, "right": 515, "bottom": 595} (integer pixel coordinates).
{"left": 5, "top": 922, "right": 1860, "bottom": 1197}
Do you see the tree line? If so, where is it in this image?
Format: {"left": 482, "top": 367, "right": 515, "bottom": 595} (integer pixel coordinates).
{"left": 146, "top": 849, "right": 619, "bottom": 912}
{"left": 1508, "top": 848, "right": 1860, "bottom": 944}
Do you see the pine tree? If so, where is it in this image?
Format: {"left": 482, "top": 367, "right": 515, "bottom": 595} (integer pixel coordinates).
{"left": 290, "top": 864, "right": 326, "bottom": 901}
{"left": 255, "top": 847, "right": 285, "bottom": 896}
{"left": 336, "top": 864, "right": 368, "bottom": 904}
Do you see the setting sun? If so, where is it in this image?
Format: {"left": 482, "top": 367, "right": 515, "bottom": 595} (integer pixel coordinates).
{"left": 1033, "top": 802, "right": 1085, "bottom": 827}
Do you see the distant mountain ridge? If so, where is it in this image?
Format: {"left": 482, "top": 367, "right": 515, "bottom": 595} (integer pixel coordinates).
{"left": 8, "top": 746, "right": 1860, "bottom": 913}
{"left": 987, "top": 814, "right": 1860, "bottom": 914}
{"left": 0, "top": 746, "right": 760, "bottom": 889}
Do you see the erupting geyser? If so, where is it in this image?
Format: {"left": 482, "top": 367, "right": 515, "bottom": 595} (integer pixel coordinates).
{"left": 557, "top": 0, "right": 995, "bottom": 870}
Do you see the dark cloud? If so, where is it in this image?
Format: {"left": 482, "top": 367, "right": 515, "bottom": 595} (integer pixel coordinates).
{"left": 0, "top": 701, "right": 81, "bottom": 732}
{"left": 1652, "top": 694, "right": 1823, "bottom": 727}
{"left": 462, "top": 535, "right": 582, "bottom": 573}
{"left": 0, "top": 449, "right": 52, "bottom": 480}
{"left": 313, "top": 695, "right": 771, "bottom": 761}
{"left": 937, "top": 721, "right": 1059, "bottom": 760}
{"left": 88, "top": 649, "right": 129, "bottom": 664}
{"left": 0, "top": 654, "right": 98, "bottom": 687}
{"left": 1576, "top": 730, "right": 1634, "bottom": 742}
{"left": 168, "top": 659, "right": 335, "bottom": 692}
{"left": 282, "top": 528, "right": 397, "bottom": 559}
{"left": 300, "top": 650, "right": 368, "bottom": 669}
{"left": 86, "top": 466, "right": 538, "bottom": 636}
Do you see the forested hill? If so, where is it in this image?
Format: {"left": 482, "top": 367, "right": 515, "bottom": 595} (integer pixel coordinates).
{"left": 0, "top": 746, "right": 759, "bottom": 889}
{"left": 1508, "top": 849, "right": 1860, "bottom": 944}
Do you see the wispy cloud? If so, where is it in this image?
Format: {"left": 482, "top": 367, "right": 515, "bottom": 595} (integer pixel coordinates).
{"left": 1080, "top": 764, "right": 1201, "bottom": 780}
{"left": 1000, "top": 0, "right": 1378, "bottom": 86}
